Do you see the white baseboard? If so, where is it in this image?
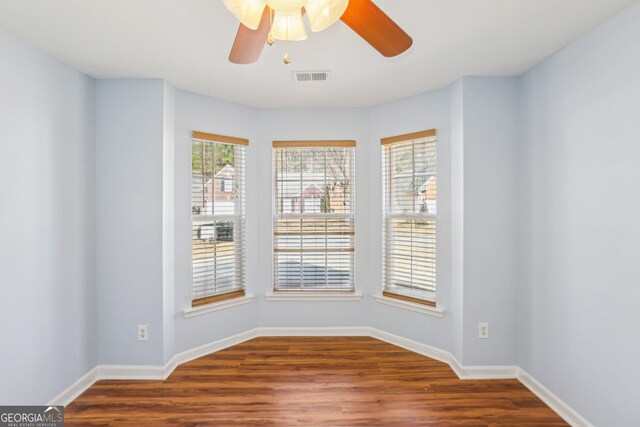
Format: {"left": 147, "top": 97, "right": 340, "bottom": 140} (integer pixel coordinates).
{"left": 47, "top": 326, "right": 589, "bottom": 426}
{"left": 461, "top": 364, "right": 519, "bottom": 379}
{"left": 98, "top": 364, "right": 164, "bottom": 380}
{"left": 369, "top": 328, "right": 452, "bottom": 365}
{"left": 369, "top": 329, "right": 519, "bottom": 380}
{"left": 162, "top": 328, "right": 259, "bottom": 379}
{"left": 258, "top": 326, "right": 371, "bottom": 337}
{"left": 47, "top": 367, "right": 98, "bottom": 407}
{"left": 517, "top": 368, "right": 593, "bottom": 427}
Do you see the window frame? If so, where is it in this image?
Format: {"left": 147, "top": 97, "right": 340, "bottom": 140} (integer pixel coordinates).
{"left": 190, "top": 131, "right": 247, "bottom": 307}
{"left": 381, "top": 129, "right": 437, "bottom": 307}
{"left": 272, "top": 140, "right": 357, "bottom": 293}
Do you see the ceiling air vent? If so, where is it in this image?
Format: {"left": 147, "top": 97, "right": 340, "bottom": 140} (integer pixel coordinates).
{"left": 292, "top": 70, "right": 330, "bottom": 83}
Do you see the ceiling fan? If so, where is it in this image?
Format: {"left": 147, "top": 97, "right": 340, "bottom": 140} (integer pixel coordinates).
{"left": 223, "top": 0, "right": 412, "bottom": 64}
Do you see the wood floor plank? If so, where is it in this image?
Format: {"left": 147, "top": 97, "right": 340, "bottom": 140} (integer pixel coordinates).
{"left": 65, "top": 337, "right": 567, "bottom": 426}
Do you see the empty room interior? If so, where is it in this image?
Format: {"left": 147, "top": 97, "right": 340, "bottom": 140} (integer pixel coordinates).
{"left": 1, "top": 0, "right": 639, "bottom": 425}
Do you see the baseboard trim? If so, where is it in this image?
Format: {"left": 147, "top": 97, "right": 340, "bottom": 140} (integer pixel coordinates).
{"left": 98, "top": 364, "right": 164, "bottom": 380}
{"left": 461, "top": 364, "right": 519, "bottom": 379}
{"left": 369, "top": 328, "right": 452, "bottom": 365}
{"left": 259, "top": 326, "right": 371, "bottom": 337}
{"left": 48, "top": 326, "right": 590, "bottom": 426}
{"left": 162, "top": 328, "right": 259, "bottom": 379}
{"left": 47, "top": 367, "right": 98, "bottom": 407}
{"left": 517, "top": 368, "right": 593, "bottom": 427}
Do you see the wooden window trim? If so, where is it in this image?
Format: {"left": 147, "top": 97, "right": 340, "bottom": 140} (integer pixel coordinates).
{"left": 192, "top": 131, "right": 249, "bottom": 146}
{"left": 382, "top": 290, "right": 436, "bottom": 307}
{"left": 272, "top": 140, "right": 356, "bottom": 148}
{"left": 380, "top": 129, "right": 436, "bottom": 145}
{"left": 192, "top": 289, "right": 246, "bottom": 308}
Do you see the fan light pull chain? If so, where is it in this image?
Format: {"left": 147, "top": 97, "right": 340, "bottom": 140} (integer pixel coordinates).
{"left": 267, "top": 8, "right": 275, "bottom": 46}
{"left": 284, "top": 15, "right": 291, "bottom": 65}
{"left": 264, "top": 6, "right": 292, "bottom": 64}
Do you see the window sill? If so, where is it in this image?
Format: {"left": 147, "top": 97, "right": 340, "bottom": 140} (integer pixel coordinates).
{"left": 183, "top": 293, "right": 254, "bottom": 318}
{"left": 265, "top": 292, "right": 364, "bottom": 301}
{"left": 374, "top": 294, "right": 443, "bottom": 318}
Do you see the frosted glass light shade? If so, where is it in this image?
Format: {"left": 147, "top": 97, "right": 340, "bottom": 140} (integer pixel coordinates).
{"left": 271, "top": 10, "right": 308, "bottom": 41}
{"left": 266, "top": 0, "right": 307, "bottom": 13}
{"left": 305, "top": 0, "right": 349, "bottom": 32}
{"left": 223, "top": 0, "right": 267, "bottom": 30}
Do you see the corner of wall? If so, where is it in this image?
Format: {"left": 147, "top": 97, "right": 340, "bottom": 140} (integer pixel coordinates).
{"left": 449, "top": 79, "right": 465, "bottom": 363}
{"left": 162, "top": 81, "right": 177, "bottom": 363}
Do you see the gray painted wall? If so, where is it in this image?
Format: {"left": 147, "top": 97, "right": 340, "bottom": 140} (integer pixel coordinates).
{"left": 368, "top": 88, "right": 456, "bottom": 351}
{"left": 449, "top": 80, "right": 465, "bottom": 363}
{"left": 95, "top": 79, "right": 166, "bottom": 365}
{"left": 460, "top": 77, "right": 520, "bottom": 365}
{"left": 255, "top": 108, "right": 371, "bottom": 328}
{"left": 0, "top": 28, "right": 96, "bottom": 404}
{"left": 517, "top": 2, "right": 640, "bottom": 425}
{"left": 162, "top": 81, "right": 176, "bottom": 363}
{"left": 2, "top": 4, "right": 640, "bottom": 424}
{"left": 173, "top": 91, "right": 259, "bottom": 353}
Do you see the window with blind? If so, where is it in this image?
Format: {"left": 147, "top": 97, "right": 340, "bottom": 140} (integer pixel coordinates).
{"left": 382, "top": 130, "right": 437, "bottom": 306}
{"left": 273, "top": 141, "right": 356, "bottom": 292}
{"left": 191, "top": 131, "right": 246, "bottom": 307}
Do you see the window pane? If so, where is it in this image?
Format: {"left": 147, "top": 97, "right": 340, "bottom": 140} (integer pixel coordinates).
{"left": 387, "top": 139, "right": 436, "bottom": 215}
{"left": 275, "top": 147, "right": 354, "bottom": 216}
{"left": 274, "top": 218, "right": 354, "bottom": 291}
{"left": 385, "top": 218, "right": 436, "bottom": 295}
{"left": 383, "top": 135, "right": 436, "bottom": 300}
{"left": 192, "top": 219, "right": 239, "bottom": 299}
{"left": 192, "top": 138, "right": 245, "bottom": 302}
{"left": 273, "top": 145, "right": 355, "bottom": 291}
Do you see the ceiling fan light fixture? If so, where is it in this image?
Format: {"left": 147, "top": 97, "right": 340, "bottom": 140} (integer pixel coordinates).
{"left": 271, "top": 10, "right": 307, "bottom": 41}
{"left": 305, "top": 0, "right": 349, "bottom": 32}
{"left": 266, "top": 0, "right": 307, "bottom": 13}
{"left": 227, "top": 0, "right": 412, "bottom": 65}
{"left": 223, "top": 0, "right": 267, "bottom": 30}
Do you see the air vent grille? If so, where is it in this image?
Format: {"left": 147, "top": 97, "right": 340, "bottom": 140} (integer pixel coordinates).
{"left": 292, "top": 71, "right": 330, "bottom": 83}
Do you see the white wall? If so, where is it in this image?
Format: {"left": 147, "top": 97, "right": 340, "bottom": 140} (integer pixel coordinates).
{"left": 0, "top": 28, "right": 96, "bottom": 404}
{"left": 517, "top": 2, "right": 640, "bottom": 425}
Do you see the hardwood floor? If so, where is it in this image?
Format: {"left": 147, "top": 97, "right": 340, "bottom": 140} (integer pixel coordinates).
{"left": 66, "top": 337, "right": 567, "bottom": 426}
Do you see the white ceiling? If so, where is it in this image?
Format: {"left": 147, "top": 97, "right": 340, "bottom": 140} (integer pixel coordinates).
{"left": 0, "top": 0, "right": 634, "bottom": 108}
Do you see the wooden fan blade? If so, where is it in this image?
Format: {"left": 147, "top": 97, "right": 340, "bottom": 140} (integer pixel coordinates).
{"left": 340, "top": 0, "right": 412, "bottom": 57}
{"left": 229, "top": 7, "right": 271, "bottom": 64}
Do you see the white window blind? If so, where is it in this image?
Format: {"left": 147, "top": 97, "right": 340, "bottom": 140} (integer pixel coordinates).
{"left": 273, "top": 141, "right": 356, "bottom": 292}
{"left": 382, "top": 130, "right": 437, "bottom": 305}
{"left": 191, "top": 131, "right": 246, "bottom": 306}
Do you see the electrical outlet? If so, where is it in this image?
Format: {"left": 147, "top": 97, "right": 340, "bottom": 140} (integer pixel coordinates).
{"left": 478, "top": 322, "right": 489, "bottom": 339}
{"left": 138, "top": 325, "right": 148, "bottom": 341}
